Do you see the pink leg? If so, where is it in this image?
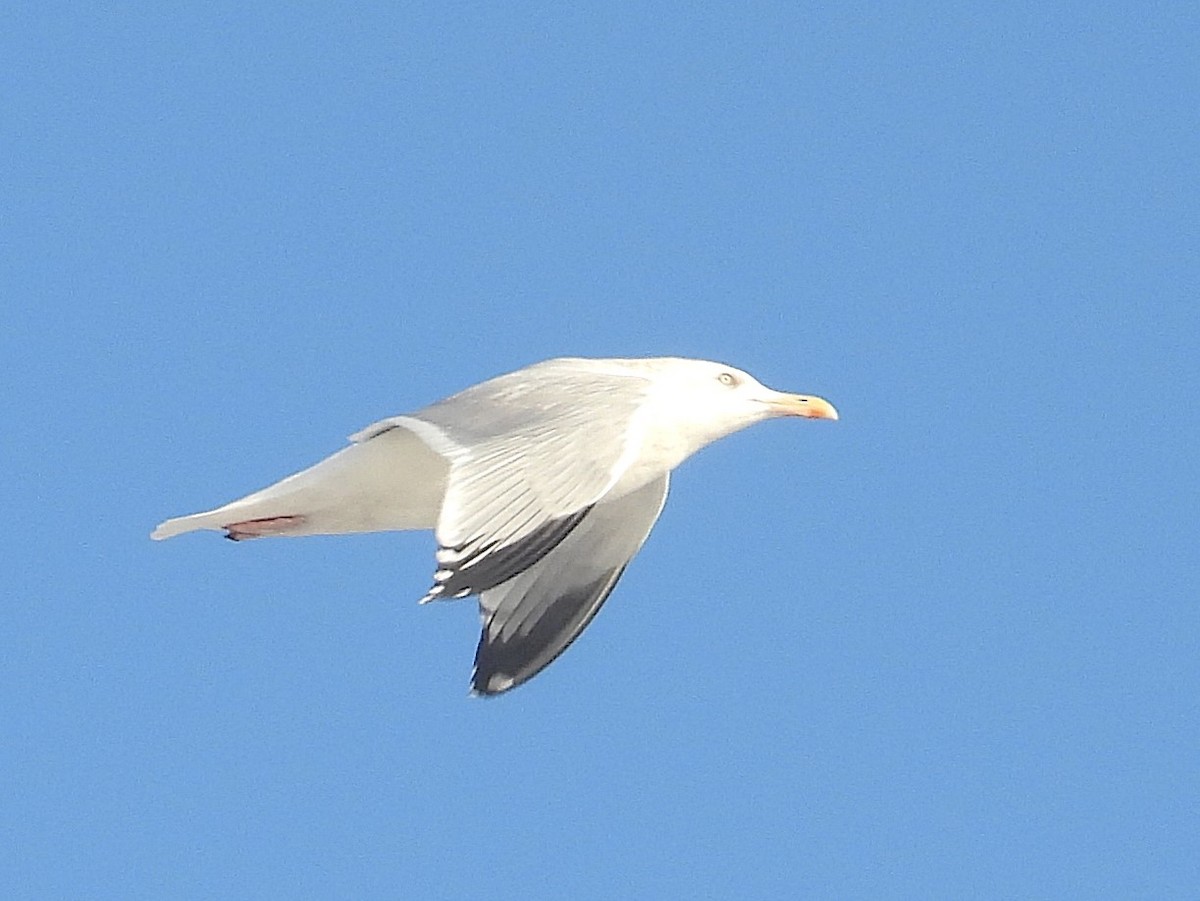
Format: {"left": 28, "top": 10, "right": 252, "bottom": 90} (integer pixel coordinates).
{"left": 224, "top": 515, "right": 308, "bottom": 541}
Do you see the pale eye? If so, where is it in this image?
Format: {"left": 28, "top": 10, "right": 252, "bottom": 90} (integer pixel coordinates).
{"left": 717, "top": 372, "right": 738, "bottom": 387}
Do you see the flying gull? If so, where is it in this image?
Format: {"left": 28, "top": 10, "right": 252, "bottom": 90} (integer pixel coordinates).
{"left": 152, "top": 357, "right": 838, "bottom": 695}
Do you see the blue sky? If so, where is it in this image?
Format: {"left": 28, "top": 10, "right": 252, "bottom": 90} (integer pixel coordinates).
{"left": 4, "top": 3, "right": 1198, "bottom": 898}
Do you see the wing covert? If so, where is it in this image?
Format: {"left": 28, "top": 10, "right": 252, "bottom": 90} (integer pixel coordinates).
{"left": 412, "top": 362, "right": 653, "bottom": 601}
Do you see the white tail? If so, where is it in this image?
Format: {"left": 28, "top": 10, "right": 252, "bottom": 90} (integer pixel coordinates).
{"left": 151, "top": 423, "right": 449, "bottom": 541}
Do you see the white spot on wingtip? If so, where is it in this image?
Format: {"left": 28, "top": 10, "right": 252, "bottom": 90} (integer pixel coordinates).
{"left": 468, "top": 666, "right": 515, "bottom": 697}
{"left": 419, "top": 584, "right": 470, "bottom": 604}
{"left": 489, "top": 674, "right": 515, "bottom": 693}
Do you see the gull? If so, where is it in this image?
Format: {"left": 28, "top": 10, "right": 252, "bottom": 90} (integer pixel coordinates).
{"left": 152, "top": 357, "right": 838, "bottom": 695}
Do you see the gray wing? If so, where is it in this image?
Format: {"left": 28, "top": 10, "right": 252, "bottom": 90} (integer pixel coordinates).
{"left": 365, "top": 361, "right": 653, "bottom": 602}
{"left": 471, "top": 474, "right": 670, "bottom": 695}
